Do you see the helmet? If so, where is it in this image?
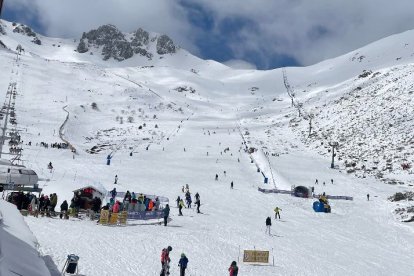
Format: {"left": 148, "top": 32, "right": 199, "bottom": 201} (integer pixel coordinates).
{"left": 167, "top": 246, "right": 172, "bottom": 251}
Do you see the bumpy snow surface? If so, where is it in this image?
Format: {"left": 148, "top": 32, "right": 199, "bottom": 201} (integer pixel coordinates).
{"left": 1, "top": 20, "right": 414, "bottom": 275}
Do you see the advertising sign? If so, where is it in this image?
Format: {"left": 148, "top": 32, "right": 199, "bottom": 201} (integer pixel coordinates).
{"left": 243, "top": 250, "right": 269, "bottom": 263}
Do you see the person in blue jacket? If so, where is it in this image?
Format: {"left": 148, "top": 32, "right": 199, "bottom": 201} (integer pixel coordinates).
{"left": 178, "top": 253, "right": 189, "bottom": 276}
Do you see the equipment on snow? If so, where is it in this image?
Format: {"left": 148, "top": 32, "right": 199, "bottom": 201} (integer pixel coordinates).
{"left": 61, "top": 254, "right": 79, "bottom": 275}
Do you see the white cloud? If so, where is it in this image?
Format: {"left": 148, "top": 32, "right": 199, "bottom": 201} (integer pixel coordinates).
{"left": 223, "top": 59, "right": 257, "bottom": 70}
{"left": 7, "top": 0, "right": 414, "bottom": 68}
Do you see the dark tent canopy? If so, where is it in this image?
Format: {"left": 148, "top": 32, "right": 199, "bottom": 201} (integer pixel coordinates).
{"left": 293, "top": 186, "right": 310, "bottom": 198}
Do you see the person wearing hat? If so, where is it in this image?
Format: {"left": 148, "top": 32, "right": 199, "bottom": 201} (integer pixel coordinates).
{"left": 228, "top": 261, "right": 238, "bottom": 276}
{"left": 178, "top": 252, "right": 189, "bottom": 276}
{"left": 160, "top": 246, "right": 172, "bottom": 276}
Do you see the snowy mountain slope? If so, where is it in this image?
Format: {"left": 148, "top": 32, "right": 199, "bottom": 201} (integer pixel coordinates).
{"left": 0, "top": 19, "right": 414, "bottom": 275}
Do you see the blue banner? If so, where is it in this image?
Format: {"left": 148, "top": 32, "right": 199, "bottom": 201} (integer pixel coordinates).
{"left": 127, "top": 210, "right": 164, "bottom": 220}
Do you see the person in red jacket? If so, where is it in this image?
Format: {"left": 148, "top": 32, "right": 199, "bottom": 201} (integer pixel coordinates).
{"left": 228, "top": 261, "right": 238, "bottom": 276}
{"left": 160, "top": 246, "right": 172, "bottom": 276}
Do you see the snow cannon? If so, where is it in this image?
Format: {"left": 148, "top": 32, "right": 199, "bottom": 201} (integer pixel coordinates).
{"left": 313, "top": 201, "right": 331, "bottom": 213}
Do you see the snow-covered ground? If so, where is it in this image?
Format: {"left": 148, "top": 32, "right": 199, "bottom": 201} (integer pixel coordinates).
{"left": 1, "top": 19, "right": 414, "bottom": 275}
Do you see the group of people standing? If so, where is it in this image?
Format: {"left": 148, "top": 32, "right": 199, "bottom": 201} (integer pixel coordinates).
{"left": 159, "top": 246, "right": 238, "bottom": 276}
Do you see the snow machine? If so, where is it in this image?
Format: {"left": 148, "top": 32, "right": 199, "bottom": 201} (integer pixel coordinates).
{"left": 313, "top": 201, "right": 331, "bottom": 213}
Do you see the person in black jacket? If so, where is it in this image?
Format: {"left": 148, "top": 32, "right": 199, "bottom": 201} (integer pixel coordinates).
{"left": 265, "top": 216, "right": 272, "bottom": 235}
{"left": 60, "top": 200, "right": 68, "bottom": 219}
{"left": 163, "top": 204, "right": 170, "bottom": 226}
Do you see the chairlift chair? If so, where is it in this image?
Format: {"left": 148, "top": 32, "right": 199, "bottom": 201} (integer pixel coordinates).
{"left": 61, "top": 254, "right": 80, "bottom": 275}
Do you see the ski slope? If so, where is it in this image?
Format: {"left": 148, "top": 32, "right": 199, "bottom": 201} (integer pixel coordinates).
{"left": 0, "top": 20, "right": 414, "bottom": 275}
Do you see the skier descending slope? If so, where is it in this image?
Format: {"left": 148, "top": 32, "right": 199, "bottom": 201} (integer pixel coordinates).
{"left": 160, "top": 246, "right": 172, "bottom": 276}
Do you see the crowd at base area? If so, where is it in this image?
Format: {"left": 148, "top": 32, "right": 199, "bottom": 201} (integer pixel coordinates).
{"left": 106, "top": 188, "right": 162, "bottom": 213}
{"left": 160, "top": 246, "right": 239, "bottom": 276}
{"left": 5, "top": 191, "right": 60, "bottom": 217}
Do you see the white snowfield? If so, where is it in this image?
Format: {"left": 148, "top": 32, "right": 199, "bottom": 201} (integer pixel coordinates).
{"left": 0, "top": 20, "right": 414, "bottom": 275}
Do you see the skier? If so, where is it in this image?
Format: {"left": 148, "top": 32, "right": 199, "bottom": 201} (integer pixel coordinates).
{"left": 315, "top": 179, "right": 318, "bottom": 185}
{"left": 228, "top": 261, "right": 239, "bottom": 276}
{"left": 60, "top": 200, "right": 68, "bottom": 219}
{"left": 367, "top": 194, "right": 370, "bottom": 201}
{"left": 185, "top": 193, "right": 192, "bottom": 208}
{"left": 274, "top": 207, "right": 282, "bottom": 219}
{"left": 195, "top": 192, "right": 200, "bottom": 201}
{"left": 114, "top": 175, "right": 118, "bottom": 184}
{"left": 178, "top": 199, "right": 185, "bottom": 216}
{"left": 215, "top": 174, "right": 218, "bottom": 181}
{"left": 231, "top": 181, "right": 234, "bottom": 189}
{"left": 265, "top": 216, "right": 272, "bottom": 235}
{"left": 323, "top": 181, "right": 326, "bottom": 186}
{"left": 176, "top": 196, "right": 181, "bottom": 208}
{"left": 160, "top": 246, "right": 172, "bottom": 276}
{"left": 224, "top": 170, "right": 226, "bottom": 176}
{"left": 195, "top": 198, "right": 201, "bottom": 213}
{"left": 163, "top": 204, "right": 170, "bottom": 226}
{"left": 178, "top": 253, "right": 189, "bottom": 276}
{"left": 110, "top": 188, "right": 117, "bottom": 199}
{"left": 331, "top": 179, "right": 334, "bottom": 184}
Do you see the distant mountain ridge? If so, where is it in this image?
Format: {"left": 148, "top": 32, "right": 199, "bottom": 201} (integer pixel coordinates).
{"left": 76, "top": 24, "right": 177, "bottom": 61}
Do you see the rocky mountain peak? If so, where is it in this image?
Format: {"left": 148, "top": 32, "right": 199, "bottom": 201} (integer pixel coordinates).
{"left": 76, "top": 24, "right": 177, "bottom": 62}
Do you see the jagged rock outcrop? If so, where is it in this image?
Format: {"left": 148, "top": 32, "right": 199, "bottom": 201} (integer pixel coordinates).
{"left": 131, "top": 28, "right": 149, "bottom": 47}
{"left": 32, "top": 37, "right": 41, "bottom": 45}
{"left": 13, "top": 24, "right": 36, "bottom": 37}
{"left": 156, "top": 35, "right": 176, "bottom": 55}
{"left": 77, "top": 39, "right": 88, "bottom": 53}
{"left": 0, "top": 24, "right": 5, "bottom": 35}
{"left": 76, "top": 24, "right": 176, "bottom": 61}
{"left": 12, "top": 24, "right": 42, "bottom": 45}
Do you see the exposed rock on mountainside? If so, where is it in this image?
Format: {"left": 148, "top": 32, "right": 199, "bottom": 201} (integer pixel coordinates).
{"left": 0, "top": 23, "right": 5, "bottom": 35}
{"left": 156, "top": 34, "right": 176, "bottom": 55}
{"left": 76, "top": 24, "right": 176, "bottom": 61}
{"left": 12, "top": 24, "right": 42, "bottom": 45}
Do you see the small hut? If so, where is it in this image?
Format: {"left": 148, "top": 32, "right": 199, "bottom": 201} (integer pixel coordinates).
{"left": 72, "top": 186, "right": 105, "bottom": 209}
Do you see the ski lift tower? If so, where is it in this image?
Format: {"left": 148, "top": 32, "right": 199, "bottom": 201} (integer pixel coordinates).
{"left": 0, "top": 0, "right": 4, "bottom": 18}
{"left": 329, "top": 141, "right": 339, "bottom": 169}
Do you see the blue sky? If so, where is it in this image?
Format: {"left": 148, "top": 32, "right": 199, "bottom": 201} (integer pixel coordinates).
{"left": 2, "top": 0, "right": 414, "bottom": 70}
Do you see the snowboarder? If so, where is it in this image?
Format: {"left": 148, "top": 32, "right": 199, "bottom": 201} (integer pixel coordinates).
{"left": 178, "top": 199, "right": 185, "bottom": 216}
{"left": 114, "top": 175, "right": 118, "bottom": 184}
{"left": 367, "top": 194, "right": 370, "bottom": 201}
{"left": 163, "top": 204, "right": 170, "bottom": 226}
{"left": 274, "top": 207, "right": 281, "bottom": 219}
{"left": 178, "top": 253, "right": 189, "bottom": 276}
{"left": 231, "top": 181, "right": 234, "bottom": 189}
{"left": 215, "top": 174, "right": 218, "bottom": 181}
{"left": 265, "top": 216, "right": 272, "bottom": 235}
{"left": 228, "top": 261, "right": 239, "bottom": 276}
{"left": 160, "top": 246, "right": 172, "bottom": 276}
